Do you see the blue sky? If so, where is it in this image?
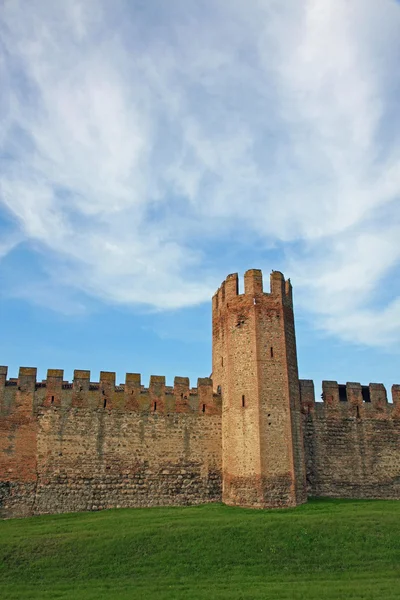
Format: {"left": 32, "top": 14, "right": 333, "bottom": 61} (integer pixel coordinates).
{"left": 1, "top": 0, "right": 400, "bottom": 397}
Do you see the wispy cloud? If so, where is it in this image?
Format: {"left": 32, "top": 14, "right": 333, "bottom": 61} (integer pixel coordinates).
{"left": 1, "top": 0, "right": 400, "bottom": 345}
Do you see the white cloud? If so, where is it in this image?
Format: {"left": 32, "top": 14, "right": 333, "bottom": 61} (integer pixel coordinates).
{"left": 1, "top": 0, "right": 400, "bottom": 345}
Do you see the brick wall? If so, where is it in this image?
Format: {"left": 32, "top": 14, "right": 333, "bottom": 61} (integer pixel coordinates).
{"left": 301, "top": 380, "right": 400, "bottom": 499}
{"left": 2, "top": 269, "right": 400, "bottom": 519}
{"left": 212, "top": 270, "right": 306, "bottom": 508}
{"left": 0, "top": 369, "right": 222, "bottom": 518}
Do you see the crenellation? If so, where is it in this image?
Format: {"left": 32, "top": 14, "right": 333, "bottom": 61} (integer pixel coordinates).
{"left": 392, "top": 385, "right": 400, "bottom": 418}
{"left": 198, "top": 377, "right": 218, "bottom": 415}
{"left": 18, "top": 367, "right": 37, "bottom": 379}
{"left": 149, "top": 375, "right": 166, "bottom": 414}
{"left": 16, "top": 367, "right": 37, "bottom": 415}
{"left": 346, "top": 382, "right": 363, "bottom": 418}
{"left": 18, "top": 367, "right": 37, "bottom": 391}
{"left": 244, "top": 268, "right": 263, "bottom": 296}
{"left": 149, "top": 375, "right": 166, "bottom": 384}
{"left": 174, "top": 376, "right": 190, "bottom": 413}
{"left": 47, "top": 369, "right": 63, "bottom": 378}
{"left": 212, "top": 292, "right": 218, "bottom": 312}
{"left": 225, "top": 273, "right": 239, "bottom": 300}
{"left": 44, "top": 369, "right": 63, "bottom": 408}
{"left": 219, "top": 280, "right": 226, "bottom": 305}
{"left": 285, "top": 278, "right": 293, "bottom": 302}
{"left": 72, "top": 370, "right": 90, "bottom": 408}
{"left": 0, "top": 369, "right": 223, "bottom": 418}
{"left": 318, "top": 380, "right": 396, "bottom": 419}
{"left": 322, "top": 381, "right": 340, "bottom": 410}
{"left": 126, "top": 373, "right": 141, "bottom": 385}
{"left": 99, "top": 371, "right": 115, "bottom": 410}
{"left": 1, "top": 267, "right": 400, "bottom": 518}
{"left": 269, "top": 270, "right": 285, "bottom": 298}
{"left": 0, "top": 367, "right": 6, "bottom": 414}
{"left": 369, "top": 383, "right": 388, "bottom": 410}
{"left": 300, "top": 379, "right": 315, "bottom": 413}
{"left": 100, "top": 371, "right": 116, "bottom": 383}
{"left": 124, "top": 373, "right": 141, "bottom": 411}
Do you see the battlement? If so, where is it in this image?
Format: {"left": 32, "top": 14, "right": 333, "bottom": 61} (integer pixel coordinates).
{"left": 212, "top": 269, "right": 293, "bottom": 312}
{"left": 0, "top": 366, "right": 221, "bottom": 416}
{"left": 300, "top": 379, "right": 400, "bottom": 418}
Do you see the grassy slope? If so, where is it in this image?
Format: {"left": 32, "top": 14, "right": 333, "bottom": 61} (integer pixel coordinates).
{"left": 0, "top": 499, "right": 399, "bottom": 600}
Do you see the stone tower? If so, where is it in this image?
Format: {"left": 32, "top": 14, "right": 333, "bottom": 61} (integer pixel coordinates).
{"left": 212, "top": 269, "right": 306, "bottom": 508}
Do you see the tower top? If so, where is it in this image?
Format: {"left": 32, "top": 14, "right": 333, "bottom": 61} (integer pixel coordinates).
{"left": 212, "top": 269, "right": 292, "bottom": 311}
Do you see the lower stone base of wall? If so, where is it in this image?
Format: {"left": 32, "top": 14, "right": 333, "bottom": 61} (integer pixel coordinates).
{"left": 223, "top": 473, "right": 307, "bottom": 508}
{"left": 0, "top": 482, "right": 38, "bottom": 518}
{"left": 310, "top": 482, "right": 400, "bottom": 500}
{"left": 0, "top": 468, "right": 222, "bottom": 518}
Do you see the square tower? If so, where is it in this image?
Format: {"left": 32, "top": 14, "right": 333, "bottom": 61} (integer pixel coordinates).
{"left": 212, "top": 269, "right": 306, "bottom": 508}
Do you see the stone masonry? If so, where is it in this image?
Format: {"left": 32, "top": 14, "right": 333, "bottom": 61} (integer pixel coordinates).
{"left": 1, "top": 269, "right": 399, "bottom": 518}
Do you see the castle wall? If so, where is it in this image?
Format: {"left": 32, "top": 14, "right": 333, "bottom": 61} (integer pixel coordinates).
{"left": 0, "top": 368, "right": 38, "bottom": 517}
{"left": 2, "top": 268, "right": 400, "bottom": 518}
{"left": 300, "top": 380, "right": 400, "bottom": 499}
{"left": 0, "top": 368, "right": 222, "bottom": 518}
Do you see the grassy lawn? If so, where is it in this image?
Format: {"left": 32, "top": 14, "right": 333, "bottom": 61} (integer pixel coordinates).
{"left": 0, "top": 498, "right": 399, "bottom": 599}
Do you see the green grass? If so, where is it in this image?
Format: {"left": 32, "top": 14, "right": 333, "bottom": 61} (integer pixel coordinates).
{"left": 0, "top": 499, "right": 399, "bottom": 599}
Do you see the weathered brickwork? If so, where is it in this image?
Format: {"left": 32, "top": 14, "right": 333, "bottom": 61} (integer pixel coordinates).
{"left": 301, "top": 380, "right": 400, "bottom": 498}
{"left": 212, "top": 270, "right": 306, "bottom": 508}
{"left": 0, "top": 372, "right": 221, "bottom": 518}
{"left": 34, "top": 410, "right": 221, "bottom": 515}
{"left": 1, "top": 268, "right": 400, "bottom": 518}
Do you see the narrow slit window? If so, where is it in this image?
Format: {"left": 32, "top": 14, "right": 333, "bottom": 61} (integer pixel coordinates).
{"left": 242, "top": 395, "right": 245, "bottom": 407}
{"left": 153, "top": 401, "right": 157, "bottom": 412}
{"left": 103, "top": 399, "right": 107, "bottom": 409}
{"left": 202, "top": 404, "right": 206, "bottom": 413}
{"left": 270, "top": 346, "right": 274, "bottom": 358}
{"left": 221, "top": 357, "right": 223, "bottom": 366}
{"left": 51, "top": 395, "right": 54, "bottom": 404}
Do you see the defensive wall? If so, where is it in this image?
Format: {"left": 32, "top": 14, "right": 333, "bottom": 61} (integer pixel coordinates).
{"left": 300, "top": 379, "right": 400, "bottom": 499}
{"left": 0, "top": 368, "right": 222, "bottom": 518}
{"left": 1, "top": 268, "right": 400, "bottom": 518}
